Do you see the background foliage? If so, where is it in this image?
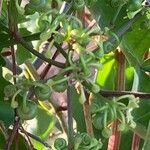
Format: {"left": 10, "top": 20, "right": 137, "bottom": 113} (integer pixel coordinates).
{"left": 0, "top": 0, "right": 150, "bottom": 150}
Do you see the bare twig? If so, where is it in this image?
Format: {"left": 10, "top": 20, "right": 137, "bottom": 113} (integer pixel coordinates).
{"left": 99, "top": 90, "right": 150, "bottom": 99}
{"left": 4, "top": 117, "right": 20, "bottom": 150}
{"left": 14, "top": 32, "right": 66, "bottom": 69}
{"left": 54, "top": 42, "right": 68, "bottom": 59}
{"left": 83, "top": 80, "right": 150, "bottom": 99}
{"left": 40, "top": 49, "right": 60, "bottom": 79}
{"left": 15, "top": 129, "right": 19, "bottom": 150}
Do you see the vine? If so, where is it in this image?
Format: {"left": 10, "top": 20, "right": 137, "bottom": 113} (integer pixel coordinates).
{"left": 0, "top": 0, "right": 150, "bottom": 150}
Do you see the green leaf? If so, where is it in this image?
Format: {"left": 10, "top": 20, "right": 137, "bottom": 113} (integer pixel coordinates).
{"left": 0, "top": 32, "right": 12, "bottom": 66}
{"left": 120, "top": 131, "right": 133, "bottom": 150}
{"left": 16, "top": 44, "right": 32, "bottom": 65}
{"left": 132, "top": 100, "right": 150, "bottom": 127}
{"left": 26, "top": 106, "right": 55, "bottom": 139}
{"left": 96, "top": 53, "right": 116, "bottom": 90}
{"left": 0, "top": 22, "right": 9, "bottom": 33}
{"left": 125, "top": 66, "right": 134, "bottom": 90}
{"left": 121, "top": 28, "right": 150, "bottom": 67}
{"left": 138, "top": 70, "right": 150, "bottom": 92}
{"left": 30, "top": 139, "right": 45, "bottom": 150}
{"left": 141, "top": 58, "right": 150, "bottom": 72}
{"left": 0, "top": 33, "right": 10, "bottom": 50}
{"left": 10, "top": 0, "right": 26, "bottom": 24}
{"left": 131, "top": 68, "right": 139, "bottom": 91}
{"left": 86, "top": 0, "right": 128, "bottom": 31}
{"left": 71, "top": 86, "right": 86, "bottom": 133}
{"left": 19, "top": 28, "right": 32, "bottom": 36}
{"left": 143, "top": 121, "right": 150, "bottom": 150}
{"left": 0, "top": 55, "right": 6, "bottom": 66}
{"left": 0, "top": 130, "right": 30, "bottom": 150}
{"left": 0, "top": 101, "right": 14, "bottom": 127}
{"left": 10, "top": 0, "right": 19, "bottom": 24}
{"left": 0, "top": 130, "right": 5, "bottom": 148}
{"left": 0, "top": 1, "right": 8, "bottom": 31}
{"left": 130, "top": 123, "right": 147, "bottom": 140}
{"left": 16, "top": 28, "right": 32, "bottom": 65}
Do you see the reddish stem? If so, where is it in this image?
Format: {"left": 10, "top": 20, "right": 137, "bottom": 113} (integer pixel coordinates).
{"left": 4, "top": 118, "right": 20, "bottom": 150}
{"left": 40, "top": 50, "right": 59, "bottom": 79}
{"left": 131, "top": 133, "right": 141, "bottom": 150}
{"left": 10, "top": 46, "right": 17, "bottom": 84}
{"left": 108, "top": 51, "right": 125, "bottom": 150}
{"left": 108, "top": 120, "right": 121, "bottom": 150}
{"left": 83, "top": 92, "right": 94, "bottom": 137}
{"left": 15, "top": 129, "right": 19, "bottom": 150}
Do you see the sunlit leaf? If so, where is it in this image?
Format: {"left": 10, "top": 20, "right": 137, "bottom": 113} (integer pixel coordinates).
{"left": 96, "top": 53, "right": 116, "bottom": 90}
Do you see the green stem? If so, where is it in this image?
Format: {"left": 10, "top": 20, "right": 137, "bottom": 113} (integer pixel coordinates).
{"left": 117, "top": 102, "right": 126, "bottom": 109}
{"left": 28, "top": 81, "right": 47, "bottom": 89}
{"left": 142, "top": 120, "right": 150, "bottom": 150}
{"left": 68, "top": 51, "right": 74, "bottom": 67}
{"left": 47, "top": 66, "right": 79, "bottom": 81}
{"left": 22, "top": 92, "right": 28, "bottom": 112}
{"left": 11, "top": 89, "right": 22, "bottom": 108}
{"left": 118, "top": 110, "right": 126, "bottom": 124}
{"left": 98, "top": 106, "right": 108, "bottom": 113}
{"left": 47, "top": 76, "right": 71, "bottom": 88}
{"left": 59, "top": 66, "right": 78, "bottom": 75}
{"left": 87, "top": 63, "right": 102, "bottom": 69}
{"left": 80, "top": 55, "right": 87, "bottom": 72}
{"left": 111, "top": 103, "right": 118, "bottom": 119}
{"left": 116, "top": 94, "right": 134, "bottom": 102}
{"left": 52, "top": 76, "right": 70, "bottom": 86}
{"left": 103, "top": 109, "right": 108, "bottom": 127}
{"left": 109, "top": 106, "right": 116, "bottom": 121}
